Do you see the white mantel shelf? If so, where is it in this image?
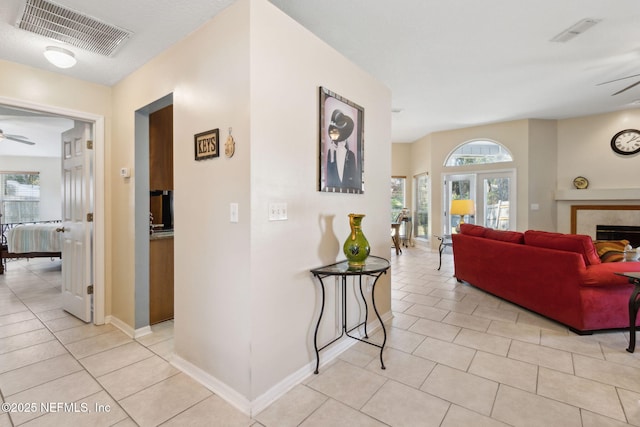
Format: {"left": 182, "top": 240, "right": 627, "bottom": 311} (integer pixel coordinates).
{"left": 555, "top": 188, "right": 640, "bottom": 201}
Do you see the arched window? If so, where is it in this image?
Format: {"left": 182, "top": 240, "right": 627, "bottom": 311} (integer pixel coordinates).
{"left": 444, "top": 139, "right": 513, "bottom": 166}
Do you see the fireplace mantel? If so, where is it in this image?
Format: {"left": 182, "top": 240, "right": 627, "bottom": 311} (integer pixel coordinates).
{"left": 555, "top": 188, "right": 640, "bottom": 201}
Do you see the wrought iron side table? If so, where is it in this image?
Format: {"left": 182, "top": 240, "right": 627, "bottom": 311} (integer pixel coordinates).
{"left": 615, "top": 272, "right": 640, "bottom": 353}
{"left": 435, "top": 234, "right": 452, "bottom": 270}
{"left": 310, "top": 256, "right": 390, "bottom": 374}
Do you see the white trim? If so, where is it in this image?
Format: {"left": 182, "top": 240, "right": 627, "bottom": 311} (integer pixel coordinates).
{"left": 107, "top": 315, "right": 153, "bottom": 339}
{"left": 170, "top": 310, "right": 393, "bottom": 417}
{"left": 555, "top": 188, "right": 640, "bottom": 201}
{"left": 171, "top": 355, "right": 252, "bottom": 415}
{"left": 0, "top": 96, "right": 105, "bottom": 326}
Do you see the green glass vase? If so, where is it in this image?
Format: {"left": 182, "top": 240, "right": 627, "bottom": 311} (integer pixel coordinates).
{"left": 343, "top": 213, "right": 370, "bottom": 266}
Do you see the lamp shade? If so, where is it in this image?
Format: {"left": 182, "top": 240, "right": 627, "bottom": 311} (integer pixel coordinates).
{"left": 44, "top": 46, "right": 77, "bottom": 69}
{"left": 450, "top": 199, "right": 475, "bottom": 216}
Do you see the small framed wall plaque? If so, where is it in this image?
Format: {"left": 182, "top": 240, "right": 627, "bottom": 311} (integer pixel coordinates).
{"left": 194, "top": 129, "right": 219, "bottom": 161}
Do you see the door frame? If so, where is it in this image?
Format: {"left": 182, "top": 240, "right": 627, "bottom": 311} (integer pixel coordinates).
{"left": 0, "top": 96, "right": 105, "bottom": 325}
{"left": 442, "top": 168, "right": 516, "bottom": 234}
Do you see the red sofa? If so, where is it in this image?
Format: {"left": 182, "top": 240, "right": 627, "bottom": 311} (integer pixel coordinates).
{"left": 452, "top": 224, "right": 640, "bottom": 333}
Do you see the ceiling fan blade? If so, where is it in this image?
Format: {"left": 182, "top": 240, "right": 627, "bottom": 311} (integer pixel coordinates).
{"left": 6, "top": 136, "right": 35, "bottom": 145}
{"left": 611, "top": 79, "right": 640, "bottom": 96}
{"left": 5, "top": 133, "right": 29, "bottom": 140}
{"left": 597, "top": 72, "right": 640, "bottom": 86}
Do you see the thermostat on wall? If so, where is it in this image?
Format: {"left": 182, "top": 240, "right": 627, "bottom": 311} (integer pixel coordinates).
{"left": 120, "top": 167, "right": 131, "bottom": 178}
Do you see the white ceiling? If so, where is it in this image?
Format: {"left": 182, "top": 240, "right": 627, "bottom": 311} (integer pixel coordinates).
{"left": 0, "top": 0, "right": 639, "bottom": 154}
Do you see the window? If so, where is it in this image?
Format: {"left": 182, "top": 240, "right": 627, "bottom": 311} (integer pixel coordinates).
{"left": 414, "top": 173, "right": 429, "bottom": 239}
{"left": 390, "top": 176, "right": 406, "bottom": 221}
{"left": 1, "top": 172, "right": 40, "bottom": 223}
{"left": 445, "top": 139, "right": 513, "bottom": 166}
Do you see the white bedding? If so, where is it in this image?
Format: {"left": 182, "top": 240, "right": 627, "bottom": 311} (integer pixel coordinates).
{"left": 7, "top": 223, "right": 62, "bottom": 253}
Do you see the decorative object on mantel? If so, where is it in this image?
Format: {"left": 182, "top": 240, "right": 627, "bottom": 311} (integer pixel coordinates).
{"left": 343, "top": 213, "right": 370, "bottom": 266}
{"left": 573, "top": 176, "right": 589, "bottom": 189}
{"left": 610, "top": 129, "right": 640, "bottom": 156}
{"left": 224, "top": 127, "right": 235, "bottom": 158}
{"left": 194, "top": 128, "right": 219, "bottom": 161}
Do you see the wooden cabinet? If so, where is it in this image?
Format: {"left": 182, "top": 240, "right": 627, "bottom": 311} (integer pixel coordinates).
{"left": 149, "top": 236, "right": 174, "bottom": 324}
{"left": 149, "top": 105, "right": 173, "bottom": 190}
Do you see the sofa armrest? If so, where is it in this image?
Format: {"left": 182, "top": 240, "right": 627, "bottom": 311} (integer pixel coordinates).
{"left": 581, "top": 262, "right": 640, "bottom": 287}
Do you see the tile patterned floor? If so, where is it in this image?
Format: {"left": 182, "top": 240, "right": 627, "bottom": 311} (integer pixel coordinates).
{"left": 2, "top": 244, "right": 640, "bottom": 426}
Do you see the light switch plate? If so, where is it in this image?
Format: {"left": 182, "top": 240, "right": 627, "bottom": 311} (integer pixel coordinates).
{"left": 269, "top": 202, "right": 287, "bottom": 221}
{"left": 230, "top": 203, "right": 239, "bottom": 223}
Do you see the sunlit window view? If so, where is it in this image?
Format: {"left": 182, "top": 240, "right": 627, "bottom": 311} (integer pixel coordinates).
{"left": 445, "top": 140, "right": 513, "bottom": 166}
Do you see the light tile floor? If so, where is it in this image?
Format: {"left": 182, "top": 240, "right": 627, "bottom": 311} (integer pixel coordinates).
{"left": 2, "top": 244, "right": 640, "bottom": 426}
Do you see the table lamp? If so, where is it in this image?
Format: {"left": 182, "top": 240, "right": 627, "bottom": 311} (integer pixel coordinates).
{"left": 450, "top": 199, "right": 475, "bottom": 232}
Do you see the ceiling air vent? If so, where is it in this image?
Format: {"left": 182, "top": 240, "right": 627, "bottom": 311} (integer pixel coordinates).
{"left": 16, "top": 0, "right": 131, "bottom": 56}
{"left": 550, "top": 18, "right": 601, "bottom": 43}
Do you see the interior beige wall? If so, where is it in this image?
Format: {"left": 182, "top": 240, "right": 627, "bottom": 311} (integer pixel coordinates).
{"left": 556, "top": 108, "right": 640, "bottom": 232}
{"left": 392, "top": 143, "right": 413, "bottom": 213}
{"left": 527, "top": 119, "right": 557, "bottom": 231}
{"left": 249, "top": 0, "right": 391, "bottom": 399}
{"left": 426, "top": 120, "right": 529, "bottom": 243}
{"left": 557, "top": 109, "right": 640, "bottom": 190}
{"left": 110, "top": 0, "right": 253, "bottom": 396}
{"left": 0, "top": 59, "right": 113, "bottom": 315}
{"left": 393, "top": 108, "right": 640, "bottom": 240}
{"left": 109, "top": 0, "right": 391, "bottom": 406}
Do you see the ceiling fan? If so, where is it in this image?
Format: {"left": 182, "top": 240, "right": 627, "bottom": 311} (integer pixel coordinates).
{"left": 0, "top": 129, "right": 35, "bottom": 145}
{"left": 597, "top": 72, "right": 640, "bottom": 96}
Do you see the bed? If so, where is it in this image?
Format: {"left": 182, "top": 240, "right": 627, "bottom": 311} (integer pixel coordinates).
{"left": 0, "top": 221, "right": 62, "bottom": 274}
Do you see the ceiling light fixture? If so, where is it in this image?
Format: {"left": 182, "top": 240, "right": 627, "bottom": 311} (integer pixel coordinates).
{"left": 43, "top": 46, "right": 76, "bottom": 68}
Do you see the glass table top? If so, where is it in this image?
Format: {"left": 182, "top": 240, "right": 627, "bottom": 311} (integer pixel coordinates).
{"left": 310, "top": 256, "right": 390, "bottom": 276}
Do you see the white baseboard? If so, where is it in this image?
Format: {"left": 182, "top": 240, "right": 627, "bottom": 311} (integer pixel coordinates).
{"left": 170, "top": 310, "right": 393, "bottom": 417}
{"left": 106, "top": 315, "right": 152, "bottom": 339}
{"left": 171, "top": 355, "right": 252, "bottom": 415}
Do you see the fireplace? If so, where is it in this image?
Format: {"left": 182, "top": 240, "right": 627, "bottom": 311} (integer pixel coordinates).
{"left": 571, "top": 205, "right": 640, "bottom": 244}
{"left": 596, "top": 225, "right": 640, "bottom": 247}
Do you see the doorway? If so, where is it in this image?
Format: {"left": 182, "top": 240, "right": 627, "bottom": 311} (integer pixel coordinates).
{"left": 443, "top": 169, "right": 516, "bottom": 234}
{"left": 133, "top": 94, "right": 174, "bottom": 330}
{"left": 0, "top": 96, "right": 105, "bottom": 324}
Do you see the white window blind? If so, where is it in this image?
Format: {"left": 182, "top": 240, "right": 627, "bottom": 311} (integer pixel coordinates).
{"left": 0, "top": 171, "right": 40, "bottom": 223}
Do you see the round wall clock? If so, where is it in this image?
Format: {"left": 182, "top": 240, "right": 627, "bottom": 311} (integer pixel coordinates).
{"left": 611, "top": 129, "right": 640, "bottom": 155}
{"left": 573, "top": 176, "right": 589, "bottom": 189}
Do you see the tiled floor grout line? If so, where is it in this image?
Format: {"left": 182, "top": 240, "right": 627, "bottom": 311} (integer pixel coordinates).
{"left": 1, "top": 263, "right": 149, "bottom": 426}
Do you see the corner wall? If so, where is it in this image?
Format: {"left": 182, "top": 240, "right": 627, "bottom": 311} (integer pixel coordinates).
{"left": 249, "top": 0, "right": 391, "bottom": 402}
{"left": 109, "top": 0, "right": 391, "bottom": 412}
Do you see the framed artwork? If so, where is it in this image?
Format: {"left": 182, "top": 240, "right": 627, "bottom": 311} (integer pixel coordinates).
{"left": 318, "top": 87, "right": 364, "bottom": 194}
{"left": 194, "top": 128, "right": 219, "bottom": 161}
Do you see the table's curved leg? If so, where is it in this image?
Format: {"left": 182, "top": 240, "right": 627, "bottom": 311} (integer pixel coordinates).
{"left": 627, "top": 285, "right": 640, "bottom": 353}
{"left": 313, "top": 276, "right": 326, "bottom": 373}
{"left": 437, "top": 238, "right": 445, "bottom": 270}
{"left": 371, "top": 272, "right": 387, "bottom": 370}
{"left": 358, "top": 275, "right": 370, "bottom": 338}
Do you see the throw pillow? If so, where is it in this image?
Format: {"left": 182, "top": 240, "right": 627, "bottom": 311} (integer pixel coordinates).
{"left": 594, "top": 240, "right": 629, "bottom": 263}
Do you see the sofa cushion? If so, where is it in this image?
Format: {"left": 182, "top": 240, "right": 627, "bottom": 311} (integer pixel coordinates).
{"left": 459, "top": 223, "right": 487, "bottom": 237}
{"left": 484, "top": 229, "right": 525, "bottom": 244}
{"left": 524, "top": 230, "right": 601, "bottom": 265}
{"left": 594, "top": 240, "right": 629, "bottom": 263}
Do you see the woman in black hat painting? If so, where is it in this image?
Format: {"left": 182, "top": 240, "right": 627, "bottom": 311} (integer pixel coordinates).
{"left": 326, "top": 109, "right": 358, "bottom": 190}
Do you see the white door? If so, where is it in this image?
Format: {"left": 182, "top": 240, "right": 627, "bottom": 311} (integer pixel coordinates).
{"left": 443, "top": 170, "right": 516, "bottom": 234}
{"left": 60, "top": 122, "right": 93, "bottom": 322}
